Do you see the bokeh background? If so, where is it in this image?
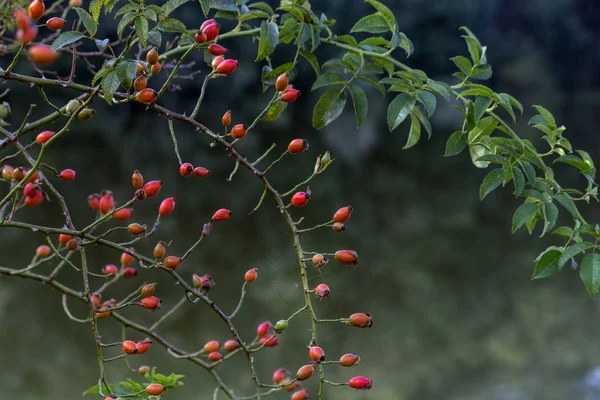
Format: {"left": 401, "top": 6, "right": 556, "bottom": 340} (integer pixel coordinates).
{"left": 2, "top": 0, "right": 600, "bottom": 399}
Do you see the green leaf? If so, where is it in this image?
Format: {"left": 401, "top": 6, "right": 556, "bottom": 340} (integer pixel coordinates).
{"left": 147, "top": 30, "right": 162, "bottom": 47}
{"left": 350, "top": 13, "right": 389, "bottom": 34}
{"left": 580, "top": 253, "right": 600, "bottom": 298}
{"left": 426, "top": 80, "right": 451, "bottom": 100}
{"left": 554, "top": 155, "right": 594, "bottom": 174}
{"left": 532, "top": 246, "right": 562, "bottom": 279}
{"left": 117, "top": 12, "right": 137, "bottom": 35}
{"left": 412, "top": 107, "right": 432, "bottom": 138}
{"left": 479, "top": 168, "right": 505, "bottom": 200}
{"left": 356, "top": 74, "right": 386, "bottom": 96}
{"left": 542, "top": 201, "right": 559, "bottom": 235}
{"left": 158, "top": 17, "right": 187, "bottom": 33}
{"left": 161, "top": 0, "right": 190, "bottom": 15}
{"left": 311, "top": 72, "right": 346, "bottom": 91}
{"left": 256, "top": 21, "right": 279, "bottom": 61}
{"left": 249, "top": 2, "right": 274, "bottom": 14}
{"left": 532, "top": 105, "right": 556, "bottom": 127}
{"left": 90, "top": 0, "right": 105, "bottom": 22}
{"left": 312, "top": 88, "right": 347, "bottom": 130}
{"left": 240, "top": 10, "right": 270, "bottom": 22}
{"left": 348, "top": 84, "right": 368, "bottom": 128}
{"left": 559, "top": 242, "right": 594, "bottom": 268}
{"left": 467, "top": 117, "right": 497, "bottom": 144}
{"left": 359, "top": 37, "right": 389, "bottom": 47}
{"left": 520, "top": 161, "right": 536, "bottom": 185}
{"left": 554, "top": 193, "right": 578, "bottom": 219}
{"left": 199, "top": 0, "right": 210, "bottom": 16}
{"left": 512, "top": 202, "right": 539, "bottom": 233}
{"left": 261, "top": 63, "right": 295, "bottom": 81}
{"left": 470, "top": 64, "right": 493, "bottom": 80}
{"left": 506, "top": 94, "right": 524, "bottom": 114}
{"left": 134, "top": 16, "right": 148, "bottom": 47}
{"left": 512, "top": 167, "right": 525, "bottom": 196}
{"left": 279, "top": 18, "right": 300, "bottom": 43}
{"left": 76, "top": 7, "right": 98, "bottom": 36}
{"left": 403, "top": 113, "right": 421, "bottom": 149}
{"left": 450, "top": 55, "right": 472, "bottom": 75}
{"left": 417, "top": 91, "right": 436, "bottom": 117}
{"left": 474, "top": 97, "right": 493, "bottom": 122}
{"left": 116, "top": 60, "right": 136, "bottom": 90}
{"left": 210, "top": 0, "right": 237, "bottom": 11}
{"left": 462, "top": 35, "right": 481, "bottom": 64}
{"left": 444, "top": 131, "right": 467, "bottom": 157}
{"left": 299, "top": 51, "right": 320, "bottom": 76}
{"left": 365, "top": 0, "right": 396, "bottom": 30}
{"left": 101, "top": 70, "right": 120, "bottom": 104}
{"left": 51, "top": 31, "right": 85, "bottom": 51}
{"left": 262, "top": 101, "right": 287, "bottom": 122}
{"left": 387, "top": 93, "right": 416, "bottom": 131}
{"left": 115, "top": 3, "right": 138, "bottom": 17}
{"left": 553, "top": 226, "right": 573, "bottom": 239}
{"left": 397, "top": 32, "right": 414, "bottom": 57}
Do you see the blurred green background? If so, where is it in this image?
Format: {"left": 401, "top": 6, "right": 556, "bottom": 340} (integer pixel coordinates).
{"left": 2, "top": 0, "right": 600, "bottom": 399}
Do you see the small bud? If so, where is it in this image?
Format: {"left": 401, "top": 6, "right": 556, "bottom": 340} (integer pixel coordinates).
{"left": 77, "top": 108, "right": 95, "bottom": 120}
{"left": 134, "top": 189, "right": 147, "bottom": 200}
{"left": 158, "top": 197, "right": 176, "bottom": 216}
{"left": 179, "top": 163, "right": 194, "bottom": 177}
{"left": 212, "top": 208, "right": 231, "bottom": 221}
{"left": 194, "top": 167, "right": 210, "bottom": 178}
{"left": 332, "top": 222, "right": 345, "bottom": 232}
{"left": 138, "top": 365, "right": 151, "bottom": 375}
{"left": 257, "top": 321, "right": 272, "bottom": 337}
{"left": 334, "top": 249, "right": 357, "bottom": 264}
{"left": 314, "top": 284, "right": 330, "bottom": 299}
{"left": 204, "top": 340, "right": 220, "bottom": 353}
{"left": 35, "top": 130, "right": 54, "bottom": 145}
{"left": 296, "top": 364, "right": 314, "bottom": 381}
{"left": 102, "top": 264, "right": 118, "bottom": 275}
{"left": 211, "top": 55, "right": 224, "bottom": 69}
{"left": 121, "top": 267, "right": 137, "bottom": 278}
{"left": 348, "top": 312, "right": 372, "bottom": 328}
{"left": 141, "top": 283, "right": 157, "bottom": 297}
{"left": 272, "top": 368, "right": 287, "bottom": 383}
{"left": 136, "top": 338, "right": 152, "bottom": 354}
{"left": 142, "top": 180, "right": 162, "bottom": 197}
{"left": 66, "top": 238, "right": 79, "bottom": 251}
{"left": 259, "top": 335, "right": 279, "bottom": 347}
{"left": 273, "top": 319, "right": 288, "bottom": 333}
{"left": 348, "top": 376, "right": 372, "bottom": 390}
{"left": 339, "top": 353, "right": 360, "bottom": 367}
{"left": 65, "top": 99, "right": 82, "bottom": 115}
{"left": 208, "top": 43, "right": 227, "bottom": 56}
{"left": 202, "top": 23, "right": 220, "bottom": 41}
{"left": 146, "top": 47, "right": 159, "bottom": 65}
{"left": 275, "top": 73, "right": 289, "bottom": 92}
{"left": 113, "top": 208, "right": 133, "bottom": 221}
{"left": 291, "top": 389, "right": 308, "bottom": 400}
{"left": 121, "top": 249, "right": 134, "bottom": 266}
{"left": 163, "top": 256, "right": 181, "bottom": 270}
{"left": 311, "top": 254, "right": 328, "bottom": 269}
{"left": 36, "top": 245, "right": 51, "bottom": 258}
{"left": 153, "top": 241, "right": 166, "bottom": 259}
{"left": 215, "top": 59, "right": 238, "bottom": 75}
{"left": 244, "top": 267, "right": 258, "bottom": 283}
{"left": 127, "top": 223, "right": 146, "bottom": 235}
{"left": 90, "top": 293, "right": 102, "bottom": 308}
{"left": 231, "top": 124, "right": 247, "bottom": 139}
{"left": 131, "top": 170, "right": 144, "bottom": 189}
{"left": 291, "top": 192, "right": 309, "bottom": 207}
{"left": 224, "top": 340, "right": 240, "bottom": 352}
{"left": 145, "top": 384, "right": 166, "bottom": 396}
{"left": 281, "top": 88, "right": 300, "bottom": 103}
{"left": 287, "top": 139, "right": 309, "bottom": 154}
{"left": 221, "top": 110, "right": 231, "bottom": 126}
{"left": 140, "top": 296, "right": 162, "bottom": 311}
{"left": 309, "top": 346, "right": 325, "bottom": 362}
{"left": 333, "top": 206, "right": 353, "bottom": 223}
{"left": 194, "top": 32, "right": 207, "bottom": 44}
{"left": 122, "top": 340, "right": 137, "bottom": 354}
{"left": 87, "top": 193, "right": 100, "bottom": 209}
{"left": 208, "top": 351, "right": 222, "bottom": 362}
